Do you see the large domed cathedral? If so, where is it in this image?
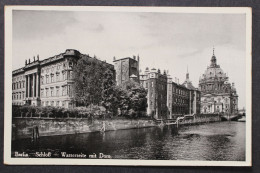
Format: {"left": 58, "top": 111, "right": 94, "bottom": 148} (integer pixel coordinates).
{"left": 199, "top": 48, "right": 238, "bottom": 115}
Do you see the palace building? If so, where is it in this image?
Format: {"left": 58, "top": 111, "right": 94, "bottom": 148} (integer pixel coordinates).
{"left": 199, "top": 48, "right": 238, "bottom": 114}
{"left": 140, "top": 67, "right": 200, "bottom": 120}
{"left": 12, "top": 49, "right": 114, "bottom": 108}
{"left": 13, "top": 49, "right": 203, "bottom": 119}
{"left": 140, "top": 68, "right": 168, "bottom": 119}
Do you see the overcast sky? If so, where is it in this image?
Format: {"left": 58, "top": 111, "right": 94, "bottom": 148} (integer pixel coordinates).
{"left": 12, "top": 10, "right": 246, "bottom": 109}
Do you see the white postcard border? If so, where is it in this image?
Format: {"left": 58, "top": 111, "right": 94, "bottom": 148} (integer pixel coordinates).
{"left": 4, "top": 6, "right": 252, "bottom": 166}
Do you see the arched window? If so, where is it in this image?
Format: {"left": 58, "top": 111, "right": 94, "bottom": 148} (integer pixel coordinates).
{"left": 69, "top": 62, "right": 73, "bottom": 68}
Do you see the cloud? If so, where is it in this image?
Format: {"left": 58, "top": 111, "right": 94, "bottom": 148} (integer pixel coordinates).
{"left": 13, "top": 10, "right": 77, "bottom": 40}
{"left": 178, "top": 48, "right": 203, "bottom": 58}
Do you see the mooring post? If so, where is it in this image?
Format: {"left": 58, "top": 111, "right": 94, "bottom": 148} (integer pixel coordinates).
{"left": 31, "top": 126, "right": 35, "bottom": 142}
{"left": 35, "top": 126, "right": 39, "bottom": 140}
{"left": 31, "top": 125, "right": 39, "bottom": 142}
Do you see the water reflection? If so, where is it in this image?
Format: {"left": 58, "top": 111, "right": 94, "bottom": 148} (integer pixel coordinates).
{"left": 12, "top": 121, "right": 245, "bottom": 161}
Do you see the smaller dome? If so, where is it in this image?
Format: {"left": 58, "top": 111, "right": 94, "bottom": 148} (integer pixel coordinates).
{"left": 130, "top": 74, "right": 137, "bottom": 78}
{"left": 151, "top": 68, "right": 157, "bottom": 72}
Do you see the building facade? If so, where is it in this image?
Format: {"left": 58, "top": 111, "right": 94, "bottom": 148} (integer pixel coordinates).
{"left": 166, "top": 70, "right": 200, "bottom": 120}
{"left": 12, "top": 49, "right": 114, "bottom": 108}
{"left": 12, "top": 69, "right": 26, "bottom": 106}
{"left": 182, "top": 70, "right": 201, "bottom": 115}
{"left": 199, "top": 48, "right": 238, "bottom": 114}
{"left": 140, "top": 68, "right": 168, "bottom": 119}
{"left": 167, "top": 78, "right": 190, "bottom": 119}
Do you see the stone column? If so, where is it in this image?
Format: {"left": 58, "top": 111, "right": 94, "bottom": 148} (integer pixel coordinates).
{"left": 36, "top": 73, "right": 39, "bottom": 97}
{"left": 25, "top": 75, "right": 28, "bottom": 97}
{"left": 32, "top": 73, "right": 35, "bottom": 97}
{"left": 189, "top": 91, "right": 192, "bottom": 115}
{"left": 27, "top": 75, "right": 30, "bottom": 97}
{"left": 35, "top": 73, "right": 37, "bottom": 97}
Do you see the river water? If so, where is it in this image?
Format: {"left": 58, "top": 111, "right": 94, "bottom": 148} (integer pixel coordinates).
{"left": 12, "top": 121, "right": 245, "bottom": 161}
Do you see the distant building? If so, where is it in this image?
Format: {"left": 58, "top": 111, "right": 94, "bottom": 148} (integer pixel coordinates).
{"left": 199, "top": 48, "right": 238, "bottom": 114}
{"left": 166, "top": 69, "right": 200, "bottom": 119}
{"left": 12, "top": 49, "right": 114, "bottom": 108}
{"left": 167, "top": 76, "right": 190, "bottom": 119}
{"left": 182, "top": 69, "right": 201, "bottom": 115}
{"left": 113, "top": 56, "right": 140, "bottom": 85}
{"left": 140, "top": 68, "right": 168, "bottom": 119}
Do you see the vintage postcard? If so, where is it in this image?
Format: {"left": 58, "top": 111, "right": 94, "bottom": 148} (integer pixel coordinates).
{"left": 4, "top": 6, "right": 252, "bottom": 166}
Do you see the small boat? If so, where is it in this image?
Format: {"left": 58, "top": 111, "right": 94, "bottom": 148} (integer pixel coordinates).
{"left": 158, "top": 120, "right": 164, "bottom": 127}
{"left": 238, "top": 116, "right": 246, "bottom": 122}
{"left": 165, "top": 122, "right": 177, "bottom": 125}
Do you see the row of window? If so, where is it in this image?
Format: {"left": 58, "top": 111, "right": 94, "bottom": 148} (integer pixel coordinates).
{"left": 12, "top": 92, "right": 25, "bottom": 100}
{"left": 41, "top": 101, "right": 66, "bottom": 107}
{"left": 13, "top": 76, "right": 24, "bottom": 82}
{"left": 201, "top": 84, "right": 229, "bottom": 91}
{"left": 41, "top": 71, "right": 73, "bottom": 85}
{"left": 150, "top": 93, "right": 166, "bottom": 100}
{"left": 149, "top": 101, "right": 166, "bottom": 109}
{"left": 41, "top": 62, "right": 73, "bottom": 74}
{"left": 142, "top": 81, "right": 189, "bottom": 97}
{"left": 143, "top": 81, "right": 167, "bottom": 90}
{"left": 173, "top": 97, "right": 188, "bottom": 105}
{"left": 12, "top": 81, "right": 25, "bottom": 90}
{"left": 12, "top": 102, "right": 24, "bottom": 106}
{"left": 40, "top": 85, "right": 72, "bottom": 97}
{"left": 41, "top": 101, "right": 73, "bottom": 108}
{"left": 172, "top": 106, "right": 189, "bottom": 114}
{"left": 173, "top": 87, "right": 188, "bottom": 96}
{"left": 203, "top": 97, "right": 229, "bottom": 103}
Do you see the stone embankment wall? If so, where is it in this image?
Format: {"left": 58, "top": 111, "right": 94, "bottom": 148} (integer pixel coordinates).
{"left": 179, "top": 114, "right": 221, "bottom": 125}
{"left": 12, "top": 118, "right": 156, "bottom": 140}
{"left": 12, "top": 114, "right": 221, "bottom": 140}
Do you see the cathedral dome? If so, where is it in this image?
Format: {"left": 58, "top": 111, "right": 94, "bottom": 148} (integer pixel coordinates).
{"left": 202, "top": 66, "right": 226, "bottom": 80}
{"left": 200, "top": 48, "right": 227, "bottom": 81}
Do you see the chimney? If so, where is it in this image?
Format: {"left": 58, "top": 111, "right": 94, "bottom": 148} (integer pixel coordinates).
{"left": 137, "top": 55, "right": 139, "bottom": 62}
{"left": 113, "top": 56, "right": 116, "bottom": 61}
{"left": 25, "top": 60, "right": 27, "bottom": 65}
{"left": 28, "top": 58, "right": 31, "bottom": 63}
{"left": 133, "top": 55, "right": 136, "bottom": 60}
{"left": 33, "top": 56, "right": 35, "bottom": 62}
{"left": 37, "top": 55, "right": 39, "bottom": 61}
{"left": 163, "top": 70, "right": 166, "bottom": 75}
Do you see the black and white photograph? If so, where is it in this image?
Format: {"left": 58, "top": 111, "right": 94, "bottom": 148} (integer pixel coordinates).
{"left": 4, "top": 6, "right": 252, "bottom": 166}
